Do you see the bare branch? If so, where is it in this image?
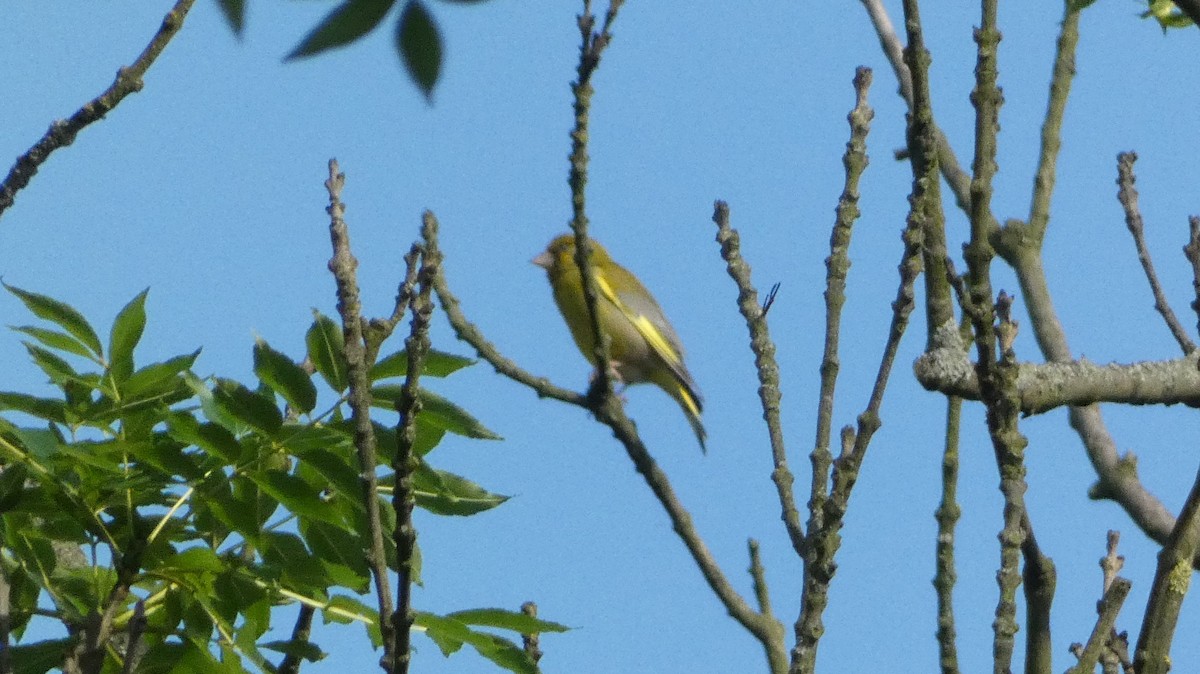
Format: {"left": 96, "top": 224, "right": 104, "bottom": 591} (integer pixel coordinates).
{"left": 1134, "top": 463, "right": 1200, "bottom": 673}
{"left": 714, "top": 201, "right": 801, "bottom": 559}
{"left": 391, "top": 214, "right": 440, "bottom": 672}
{"left": 1026, "top": 2, "right": 1082, "bottom": 244}
{"left": 1117, "top": 152, "right": 1195, "bottom": 354}
{"left": 0, "top": 0, "right": 198, "bottom": 221}
{"left": 934, "top": 395, "right": 962, "bottom": 674}
{"left": 915, "top": 335, "right": 1200, "bottom": 413}
{"left": 810, "top": 67, "right": 875, "bottom": 558}
{"left": 324, "top": 159, "right": 395, "bottom": 670}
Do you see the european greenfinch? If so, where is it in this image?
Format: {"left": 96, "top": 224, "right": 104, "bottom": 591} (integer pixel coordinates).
{"left": 533, "top": 234, "right": 706, "bottom": 452}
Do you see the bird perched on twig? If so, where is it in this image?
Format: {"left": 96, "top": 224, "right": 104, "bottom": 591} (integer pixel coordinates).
{"left": 533, "top": 234, "right": 706, "bottom": 452}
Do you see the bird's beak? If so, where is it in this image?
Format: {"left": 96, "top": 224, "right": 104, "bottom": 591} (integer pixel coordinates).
{"left": 531, "top": 251, "right": 552, "bottom": 269}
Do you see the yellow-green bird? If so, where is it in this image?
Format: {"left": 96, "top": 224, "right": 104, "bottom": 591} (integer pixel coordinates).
{"left": 533, "top": 234, "right": 706, "bottom": 452}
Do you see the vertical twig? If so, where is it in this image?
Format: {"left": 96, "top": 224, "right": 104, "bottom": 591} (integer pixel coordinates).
{"left": 391, "top": 214, "right": 440, "bottom": 672}
{"left": 855, "top": 0, "right": 973, "bottom": 213}
{"left": 521, "top": 602, "right": 543, "bottom": 666}
{"left": 324, "top": 159, "right": 395, "bottom": 671}
{"left": 567, "top": 0, "right": 623, "bottom": 402}
{"left": 714, "top": 200, "right": 797, "bottom": 553}
{"left": 934, "top": 395, "right": 962, "bottom": 674}
{"left": 1181, "top": 216, "right": 1200, "bottom": 341}
{"left": 748, "top": 540, "right": 774, "bottom": 619}
{"left": 810, "top": 67, "right": 875, "bottom": 557}
{"left": 1021, "top": 516, "right": 1056, "bottom": 673}
{"left": 120, "top": 601, "right": 147, "bottom": 674}
{"left": 1025, "top": 2, "right": 1081, "bottom": 241}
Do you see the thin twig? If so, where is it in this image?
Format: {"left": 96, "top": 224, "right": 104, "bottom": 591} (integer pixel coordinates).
{"left": 855, "top": 0, "right": 973, "bottom": 214}
{"left": 748, "top": 540, "right": 774, "bottom": 619}
{"left": 810, "top": 67, "right": 875, "bottom": 560}
{"left": 1067, "top": 577, "right": 1132, "bottom": 674}
{"left": 595, "top": 395, "right": 787, "bottom": 673}
{"left": 961, "top": 0, "right": 1037, "bottom": 669}
{"left": 1184, "top": 216, "right": 1200, "bottom": 342}
{"left": 1025, "top": 1, "right": 1082, "bottom": 243}
{"left": 792, "top": 69, "right": 924, "bottom": 666}
{"left": 567, "top": 0, "right": 624, "bottom": 408}
{"left": 0, "top": 0, "right": 198, "bottom": 220}
{"left": 119, "top": 601, "right": 147, "bottom": 674}
{"left": 392, "top": 214, "right": 440, "bottom": 672}
{"left": 1117, "top": 151, "right": 1195, "bottom": 354}
{"left": 714, "top": 201, "right": 800, "bottom": 558}
{"left": 520, "top": 602, "right": 543, "bottom": 666}
{"left": 430, "top": 253, "right": 584, "bottom": 406}
{"left": 934, "top": 395, "right": 962, "bottom": 674}
{"left": 324, "top": 159, "right": 395, "bottom": 671}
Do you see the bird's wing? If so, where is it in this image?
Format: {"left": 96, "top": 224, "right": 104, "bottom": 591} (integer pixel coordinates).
{"left": 594, "top": 264, "right": 700, "bottom": 402}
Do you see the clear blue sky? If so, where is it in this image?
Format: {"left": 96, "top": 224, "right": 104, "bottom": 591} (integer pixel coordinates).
{"left": 4, "top": 1, "right": 1200, "bottom": 672}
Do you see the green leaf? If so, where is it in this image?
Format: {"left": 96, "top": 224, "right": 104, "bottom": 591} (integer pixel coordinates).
{"left": 448, "top": 608, "right": 570, "bottom": 634}
{"left": 292, "top": 447, "right": 362, "bottom": 503}
{"left": 412, "top": 462, "right": 508, "bottom": 516}
{"left": 324, "top": 594, "right": 381, "bottom": 645}
{"left": 6, "top": 426, "right": 60, "bottom": 463}
{"left": 0, "top": 393, "right": 68, "bottom": 424}
{"left": 9, "top": 325, "right": 95, "bottom": 360}
{"left": 108, "top": 288, "right": 148, "bottom": 385}
{"left": 249, "top": 470, "right": 346, "bottom": 529}
{"left": 414, "top": 612, "right": 539, "bottom": 672}
{"left": 168, "top": 414, "right": 244, "bottom": 463}
{"left": 156, "top": 547, "right": 227, "bottom": 575}
{"left": 218, "top": 0, "right": 245, "bottom": 35}
{"left": 370, "top": 348, "right": 474, "bottom": 380}
{"left": 306, "top": 312, "right": 348, "bottom": 392}
{"left": 260, "top": 640, "right": 327, "bottom": 663}
{"left": 263, "top": 531, "right": 331, "bottom": 593}
{"left": 287, "top": 0, "right": 398, "bottom": 60}
{"left": 254, "top": 339, "right": 318, "bottom": 414}
{"left": 0, "top": 463, "right": 30, "bottom": 512}
{"left": 10, "top": 639, "right": 71, "bottom": 674}
{"left": 396, "top": 0, "right": 443, "bottom": 101}
{"left": 22, "top": 342, "right": 79, "bottom": 386}
{"left": 4, "top": 283, "right": 102, "bottom": 359}
{"left": 371, "top": 386, "right": 501, "bottom": 439}
{"left": 213, "top": 379, "right": 283, "bottom": 436}
{"left": 299, "top": 519, "right": 370, "bottom": 590}
{"left": 123, "top": 350, "right": 201, "bottom": 399}
{"left": 416, "top": 611, "right": 470, "bottom": 656}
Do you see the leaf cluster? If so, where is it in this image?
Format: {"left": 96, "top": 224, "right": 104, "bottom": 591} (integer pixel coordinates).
{"left": 216, "top": 0, "right": 494, "bottom": 101}
{"left": 0, "top": 286, "right": 564, "bottom": 673}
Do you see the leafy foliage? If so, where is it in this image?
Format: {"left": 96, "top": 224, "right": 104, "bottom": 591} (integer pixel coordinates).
{"left": 0, "top": 287, "right": 556, "bottom": 673}
{"left": 260, "top": 0, "right": 487, "bottom": 98}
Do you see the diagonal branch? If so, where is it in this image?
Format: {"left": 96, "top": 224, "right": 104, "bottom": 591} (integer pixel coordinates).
{"left": 0, "top": 0, "right": 198, "bottom": 221}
